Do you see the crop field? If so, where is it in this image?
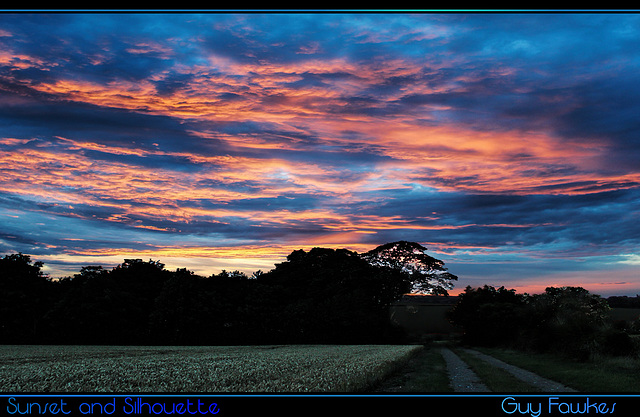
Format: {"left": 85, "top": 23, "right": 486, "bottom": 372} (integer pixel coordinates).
{"left": 0, "top": 344, "right": 421, "bottom": 392}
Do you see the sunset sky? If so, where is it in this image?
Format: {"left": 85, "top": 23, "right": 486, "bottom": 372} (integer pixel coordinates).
{"left": 1, "top": 12, "right": 639, "bottom": 296}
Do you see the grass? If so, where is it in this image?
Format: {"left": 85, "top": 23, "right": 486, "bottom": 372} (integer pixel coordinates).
{"left": 404, "top": 347, "right": 452, "bottom": 392}
{"left": 476, "top": 347, "right": 640, "bottom": 392}
{"left": 374, "top": 345, "right": 452, "bottom": 392}
{"left": 0, "top": 344, "right": 422, "bottom": 392}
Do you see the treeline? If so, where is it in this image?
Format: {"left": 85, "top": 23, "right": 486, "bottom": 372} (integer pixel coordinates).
{"left": 0, "top": 248, "right": 416, "bottom": 345}
{"left": 448, "top": 285, "right": 640, "bottom": 361}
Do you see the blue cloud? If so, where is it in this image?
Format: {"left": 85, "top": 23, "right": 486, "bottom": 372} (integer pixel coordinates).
{"left": 0, "top": 13, "right": 639, "bottom": 294}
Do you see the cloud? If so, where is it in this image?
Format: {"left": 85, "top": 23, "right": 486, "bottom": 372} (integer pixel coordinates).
{"left": 0, "top": 13, "right": 638, "bottom": 293}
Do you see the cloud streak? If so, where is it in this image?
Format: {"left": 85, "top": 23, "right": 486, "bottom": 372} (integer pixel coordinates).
{"left": 1, "top": 13, "right": 639, "bottom": 295}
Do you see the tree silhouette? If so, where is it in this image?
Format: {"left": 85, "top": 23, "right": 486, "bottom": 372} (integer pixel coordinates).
{"left": 44, "top": 266, "right": 124, "bottom": 344}
{"left": 522, "top": 286, "right": 611, "bottom": 359}
{"left": 0, "top": 243, "right": 458, "bottom": 345}
{"left": 257, "top": 247, "right": 412, "bottom": 343}
{"left": 447, "top": 285, "right": 526, "bottom": 346}
{"left": 449, "top": 285, "right": 622, "bottom": 360}
{"left": 0, "top": 253, "right": 52, "bottom": 343}
{"left": 360, "top": 241, "right": 458, "bottom": 295}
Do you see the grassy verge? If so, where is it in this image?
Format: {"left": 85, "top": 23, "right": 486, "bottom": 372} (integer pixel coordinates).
{"left": 452, "top": 348, "right": 541, "bottom": 392}
{"left": 476, "top": 347, "right": 640, "bottom": 392}
{"left": 375, "top": 345, "right": 452, "bottom": 392}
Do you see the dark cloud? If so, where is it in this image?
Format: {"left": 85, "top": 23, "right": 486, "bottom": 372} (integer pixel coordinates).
{"left": 350, "top": 187, "right": 640, "bottom": 256}
{"left": 0, "top": 13, "right": 638, "bottom": 294}
{"left": 0, "top": 83, "right": 233, "bottom": 158}
{"left": 552, "top": 77, "right": 640, "bottom": 172}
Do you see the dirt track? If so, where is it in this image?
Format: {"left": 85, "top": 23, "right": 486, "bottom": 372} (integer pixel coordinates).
{"left": 375, "top": 346, "right": 576, "bottom": 392}
{"left": 441, "top": 347, "right": 576, "bottom": 392}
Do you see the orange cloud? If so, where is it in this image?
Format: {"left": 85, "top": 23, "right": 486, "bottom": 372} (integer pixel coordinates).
{"left": 22, "top": 54, "right": 636, "bottom": 200}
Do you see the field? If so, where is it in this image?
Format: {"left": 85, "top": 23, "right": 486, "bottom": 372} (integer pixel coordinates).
{"left": 0, "top": 345, "right": 422, "bottom": 392}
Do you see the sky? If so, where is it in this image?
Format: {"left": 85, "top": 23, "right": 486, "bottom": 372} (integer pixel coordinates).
{"left": 0, "top": 12, "right": 639, "bottom": 296}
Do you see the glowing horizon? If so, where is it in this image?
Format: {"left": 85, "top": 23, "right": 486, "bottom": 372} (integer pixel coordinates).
{"left": 1, "top": 12, "right": 639, "bottom": 296}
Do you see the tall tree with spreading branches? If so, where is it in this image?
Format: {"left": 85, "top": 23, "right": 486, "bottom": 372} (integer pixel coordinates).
{"left": 360, "top": 241, "right": 458, "bottom": 295}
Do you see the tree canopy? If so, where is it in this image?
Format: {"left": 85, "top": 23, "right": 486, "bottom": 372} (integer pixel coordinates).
{"left": 448, "top": 285, "right": 630, "bottom": 360}
{"left": 361, "top": 241, "right": 458, "bottom": 295}
{"left": 0, "top": 253, "right": 52, "bottom": 343}
{"left": 0, "top": 242, "right": 453, "bottom": 345}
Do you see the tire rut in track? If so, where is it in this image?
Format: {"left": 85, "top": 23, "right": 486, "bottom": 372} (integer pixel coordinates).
{"left": 440, "top": 347, "right": 489, "bottom": 392}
